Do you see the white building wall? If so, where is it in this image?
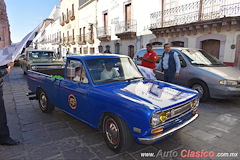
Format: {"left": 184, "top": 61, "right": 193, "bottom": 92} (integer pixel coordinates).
{"left": 78, "top": 0, "right": 100, "bottom": 54}
{"left": 60, "top": 0, "right": 79, "bottom": 56}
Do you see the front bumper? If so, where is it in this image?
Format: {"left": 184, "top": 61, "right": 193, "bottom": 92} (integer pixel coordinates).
{"left": 138, "top": 114, "right": 198, "bottom": 145}
{"left": 209, "top": 85, "right": 240, "bottom": 99}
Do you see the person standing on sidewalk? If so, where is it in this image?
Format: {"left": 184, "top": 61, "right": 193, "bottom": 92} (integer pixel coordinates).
{"left": 0, "top": 62, "right": 20, "bottom": 145}
{"left": 138, "top": 43, "right": 158, "bottom": 69}
{"left": 155, "top": 43, "right": 181, "bottom": 83}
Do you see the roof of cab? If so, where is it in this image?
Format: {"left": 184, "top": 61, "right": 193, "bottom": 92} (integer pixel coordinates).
{"left": 67, "top": 53, "right": 129, "bottom": 61}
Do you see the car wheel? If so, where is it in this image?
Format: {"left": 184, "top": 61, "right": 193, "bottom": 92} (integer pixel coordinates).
{"left": 38, "top": 89, "right": 54, "bottom": 113}
{"left": 103, "top": 114, "right": 133, "bottom": 153}
{"left": 191, "top": 80, "right": 209, "bottom": 102}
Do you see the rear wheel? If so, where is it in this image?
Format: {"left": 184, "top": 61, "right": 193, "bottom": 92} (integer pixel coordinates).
{"left": 102, "top": 114, "right": 133, "bottom": 153}
{"left": 38, "top": 89, "right": 54, "bottom": 113}
{"left": 190, "top": 80, "right": 209, "bottom": 102}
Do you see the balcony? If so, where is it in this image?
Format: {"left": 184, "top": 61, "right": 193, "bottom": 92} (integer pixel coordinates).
{"left": 69, "top": 10, "right": 75, "bottom": 21}
{"left": 86, "top": 32, "right": 94, "bottom": 44}
{"left": 149, "top": 1, "right": 240, "bottom": 37}
{"left": 97, "top": 26, "right": 111, "bottom": 41}
{"left": 115, "top": 20, "right": 137, "bottom": 40}
{"left": 51, "top": 37, "right": 62, "bottom": 45}
{"left": 69, "top": 36, "right": 75, "bottom": 45}
{"left": 64, "top": 14, "right": 69, "bottom": 24}
{"left": 60, "top": 18, "right": 65, "bottom": 26}
{"left": 77, "top": 35, "right": 86, "bottom": 45}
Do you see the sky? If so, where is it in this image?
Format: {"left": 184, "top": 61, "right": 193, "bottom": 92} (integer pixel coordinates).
{"left": 5, "top": 0, "right": 60, "bottom": 43}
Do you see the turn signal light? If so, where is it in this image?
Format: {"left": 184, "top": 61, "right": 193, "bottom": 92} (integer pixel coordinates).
{"left": 151, "top": 126, "right": 164, "bottom": 134}
{"left": 193, "top": 108, "right": 198, "bottom": 114}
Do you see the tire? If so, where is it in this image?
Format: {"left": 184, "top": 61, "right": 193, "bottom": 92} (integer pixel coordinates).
{"left": 190, "top": 80, "right": 209, "bottom": 102}
{"left": 38, "top": 89, "right": 54, "bottom": 113}
{"left": 102, "top": 114, "right": 133, "bottom": 153}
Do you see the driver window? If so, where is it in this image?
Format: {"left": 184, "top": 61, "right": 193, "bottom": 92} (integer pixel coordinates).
{"left": 67, "top": 60, "right": 89, "bottom": 84}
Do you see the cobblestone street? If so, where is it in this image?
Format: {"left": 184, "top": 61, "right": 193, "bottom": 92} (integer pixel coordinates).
{"left": 0, "top": 67, "right": 239, "bottom": 160}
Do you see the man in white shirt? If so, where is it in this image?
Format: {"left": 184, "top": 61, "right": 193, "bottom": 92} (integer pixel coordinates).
{"left": 101, "top": 62, "right": 120, "bottom": 80}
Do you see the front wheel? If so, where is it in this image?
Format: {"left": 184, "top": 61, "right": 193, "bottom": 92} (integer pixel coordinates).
{"left": 38, "top": 89, "right": 54, "bottom": 113}
{"left": 191, "top": 80, "right": 209, "bottom": 102}
{"left": 103, "top": 114, "right": 133, "bottom": 153}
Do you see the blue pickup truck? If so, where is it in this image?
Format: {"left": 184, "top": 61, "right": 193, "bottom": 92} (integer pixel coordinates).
{"left": 27, "top": 54, "right": 199, "bottom": 153}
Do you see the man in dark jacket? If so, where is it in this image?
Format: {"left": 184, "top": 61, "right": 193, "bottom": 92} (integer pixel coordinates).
{"left": 155, "top": 43, "right": 181, "bottom": 83}
{"left": 0, "top": 62, "right": 20, "bottom": 145}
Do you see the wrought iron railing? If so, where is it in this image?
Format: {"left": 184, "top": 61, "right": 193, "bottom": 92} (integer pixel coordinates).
{"left": 76, "top": 35, "right": 86, "bottom": 45}
{"left": 97, "top": 26, "right": 111, "bottom": 38}
{"left": 115, "top": 20, "right": 137, "bottom": 34}
{"left": 150, "top": 0, "right": 240, "bottom": 29}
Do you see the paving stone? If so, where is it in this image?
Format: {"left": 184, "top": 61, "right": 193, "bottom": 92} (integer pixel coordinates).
{"left": 29, "top": 143, "right": 61, "bottom": 160}
{"left": 82, "top": 132, "right": 104, "bottom": 146}
{"left": 186, "top": 129, "right": 216, "bottom": 142}
{"left": 62, "top": 146, "right": 95, "bottom": 159}
{"left": 22, "top": 129, "right": 49, "bottom": 141}
{"left": 55, "top": 136, "right": 83, "bottom": 152}
{"left": 48, "top": 128, "right": 77, "bottom": 141}
{"left": 205, "top": 137, "right": 239, "bottom": 153}
{"left": 106, "top": 153, "right": 136, "bottom": 160}
{"left": 45, "top": 121, "right": 69, "bottom": 131}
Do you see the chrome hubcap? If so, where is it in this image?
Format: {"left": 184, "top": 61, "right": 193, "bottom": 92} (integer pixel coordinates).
{"left": 105, "top": 118, "right": 120, "bottom": 146}
{"left": 40, "top": 93, "right": 47, "bottom": 109}
{"left": 192, "top": 84, "right": 203, "bottom": 99}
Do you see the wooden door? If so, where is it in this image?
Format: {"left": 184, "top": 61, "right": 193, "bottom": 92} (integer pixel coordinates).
{"left": 202, "top": 39, "right": 220, "bottom": 59}
{"left": 104, "top": 13, "right": 108, "bottom": 33}
{"left": 128, "top": 45, "right": 134, "bottom": 59}
{"left": 125, "top": 4, "right": 131, "bottom": 31}
{"left": 234, "top": 35, "right": 240, "bottom": 68}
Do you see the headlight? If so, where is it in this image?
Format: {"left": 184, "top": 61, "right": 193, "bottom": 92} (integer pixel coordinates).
{"left": 219, "top": 80, "right": 238, "bottom": 86}
{"left": 31, "top": 66, "right": 37, "bottom": 69}
{"left": 190, "top": 97, "right": 199, "bottom": 108}
{"left": 151, "top": 112, "right": 161, "bottom": 127}
{"left": 151, "top": 111, "right": 171, "bottom": 127}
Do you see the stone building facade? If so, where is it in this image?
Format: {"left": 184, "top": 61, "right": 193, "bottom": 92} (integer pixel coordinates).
{"left": 0, "top": 0, "right": 11, "bottom": 49}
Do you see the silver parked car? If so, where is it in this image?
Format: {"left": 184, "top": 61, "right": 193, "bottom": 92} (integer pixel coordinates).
{"left": 133, "top": 47, "right": 240, "bottom": 101}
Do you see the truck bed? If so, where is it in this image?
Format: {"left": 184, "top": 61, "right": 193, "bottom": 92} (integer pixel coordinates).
{"left": 32, "top": 68, "right": 65, "bottom": 77}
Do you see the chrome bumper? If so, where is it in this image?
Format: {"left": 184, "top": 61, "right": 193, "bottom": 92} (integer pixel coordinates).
{"left": 138, "top": 114, "right": 198, "bottom": 145}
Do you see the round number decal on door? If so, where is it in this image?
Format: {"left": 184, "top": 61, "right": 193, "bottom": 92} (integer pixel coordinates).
{"left": 68, "top": 94, "right": 77, "bottom": 109}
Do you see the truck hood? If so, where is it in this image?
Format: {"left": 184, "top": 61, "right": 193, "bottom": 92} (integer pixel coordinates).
{"left": 199, "top": 66, "right": 240, "bottom": 80}
{"left": 100, "top": 80, "right": 198, "bottom": 111}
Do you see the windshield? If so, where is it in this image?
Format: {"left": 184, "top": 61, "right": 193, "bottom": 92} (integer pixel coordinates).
{"left": 181, "top": 49, "right": 224, "bottom": 66}
{"left": 86, "top": 57, "right": 143, "bottom": 85}
{"left": 29, "top": 51, "right": 56, "bottom": 59}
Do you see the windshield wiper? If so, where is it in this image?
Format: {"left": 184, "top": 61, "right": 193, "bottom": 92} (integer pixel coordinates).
{"left": 192, "top": 63, "right": 209, "bottom": 66}
{"left": 126, "top": 76, "right": 143, "bottom": 82}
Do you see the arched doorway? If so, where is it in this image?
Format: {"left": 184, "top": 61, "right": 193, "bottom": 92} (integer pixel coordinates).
{"left": 171, "top": 41, "right": 184, "bottom": 47}
{"left": 235, "top": 35, "right": 240, "bottom": 68}
{"left": 128, "top": 45, "right": 134, "bottom": 59}
{"left": 201, "top": 39, "right": 220, "bottom": 59}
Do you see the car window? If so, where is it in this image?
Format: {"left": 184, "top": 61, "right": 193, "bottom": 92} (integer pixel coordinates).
{"left": 181, "top": 49, "right": 224, "bottom": 66}
{"left": 134, "top": 48, "right": 164, "bottom": 63}
{"left": 86, "top": 57, "right": 143, "bottom": 85}
{"left": 67, "top": 60, "right": 89, "bottom": 84}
